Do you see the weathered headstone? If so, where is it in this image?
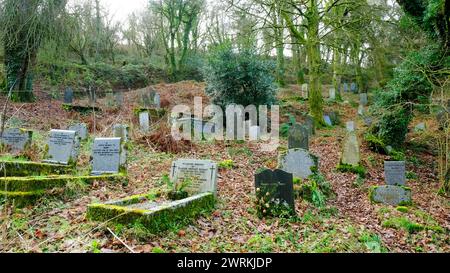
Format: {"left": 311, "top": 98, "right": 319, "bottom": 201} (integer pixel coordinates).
{"left": 341, "top": 132, "right": 360, "bottom": 166}
{"left": 170, "top": 159, "right": 218, "bottom": 195}
{"left": 255, "top": 169, "right": 295, "bottom": 211}
{"left": 371, "top": 185, "right": 411, "bottom": 206}
{"left": 360, "top": 93, "right": 368, "bottom": 106}
{"left": 384, "top": 161, "right": 406, "bottom": 186}
{"left": 279, "top": 149, "right": 318, "bottom": 179}
{"left": 324, "top": 115, "right": 333, "bottom": 126}
{"left": 64, "top": 88, "right": 73, "bottom": 104}
{"left": 139, "top": 111, "right": 150, "bottom": 133}
{"left": 44, "top": 130, "right": 78, "bottom": 165}
{"left": 115, "top": 91, "right": 124, "bottom": 106}
{"left": 0, "top": 128, "right": 33, "bottom": 152}
{"left": 68, "top": 123, "right": 88, "bottom": 140}
{"left": 113, "top": 124, "right": 130, "bottom": 142}
{"left": 288, "top": 123, "right": 309, "bottom": 150}
{"left": 329, "top": 88, "right": 336, "bottom": 100}
{"left": 343, "top": 83, "right": 349, "bottom": 93}
{"left": 301, "top": 84, "right": 309, "bottom": 98}
{"left": 154, "top": 93, "right": 161, "bottom": 109}
{"left": 414, "top": 122, "right": 426, "bottom": 132}
{"left": 91, "top": 138, "right": 122, "bottom": 175}
{"left": 346, "top": 121, "right": 355, "bottom": 132}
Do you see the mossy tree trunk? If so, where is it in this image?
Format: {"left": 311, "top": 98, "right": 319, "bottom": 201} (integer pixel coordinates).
{"left": 332, "top": 47, "right": 342, "bottom": 101}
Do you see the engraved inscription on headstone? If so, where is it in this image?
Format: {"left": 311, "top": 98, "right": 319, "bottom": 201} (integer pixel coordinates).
{"left": 44, "top": 130, "right": 77, "bottom": 165}
{"left": 255, "top": 169, "right": 295, "bottom": 211}
{"left": 384, "top": 161, "right": 406, "bottom": 186}
{"left": 91, "top": 138, "right": 122, "bottom": 175}
{"left": 372, "top": 185, "right": 411, "bottom": 206}
{"left": 0, "top": 128, "right": 33, "bottom": 152}
{"left": 170, "top": 159, "right": 218, "bottom": 195}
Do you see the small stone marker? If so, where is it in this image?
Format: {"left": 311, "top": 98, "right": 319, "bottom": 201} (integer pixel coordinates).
{"left": 154, "top": 93, "right": 161, "bottom": 109}
{"left": 301, "top": 84, "right": 308, "bottom": 98}
{"left": 343, "top": 83, "right": 349, "bottom": 92}
{"left": 364, "top": 117, "right": 373, "bottom": 127}
{"left": 64, "top": 88, "right": 73, "bottom": 104}
{"left": 324, "top": 115, "right": 333, "bottom": 126}
{"left": 91, "top": 138, "right": 122, "bottom": 175}
{"left": 44, "top": 130, "right": 78, "bottom": 165}
{"left": 346, "top": 121, "right": 355, "bottom": 132}
{"left": 371, "top": 185, "right": 411, "bottom": 206}
{"left": 170, "top": 159, "right": 218, "bottom": 195}
{"left": 341, "top": 132, "right": 360, "bottom": 166}
{"left": 113, "top": 124, "right": 129, "bottom": 142}
{"left": 360, "top": 93, "right": 368, "bottom": 106}
{"left": 329, "top": 88, "right": 336, "bottom": 100}
{"left": 414, "top": 122, "right": 426, "bottom": 132}
{"left": 384, "top": 161, "right": 406, "bottom": 186}
{"left": 255, "top": 169, "right": 295, "bottom": 212}
{"left": 288, "top": 123, "right": 309, "bottom": 150}
{"left": 351, "top": 82, "right": 357, "bottom": 93}
{"left": 249, "top": 126, "right": 260, "bottom": 141}
{"left": 0, "top": 128, "right": 33, "bottom": 152}
{"left": 139, "top": 111, "right": 150, "bottom": 133}
{"left": 279, "top": 149, "right": 318, "bottom": 179}
{"left": 68, "top": 123, "right": 88, "bottom": 140}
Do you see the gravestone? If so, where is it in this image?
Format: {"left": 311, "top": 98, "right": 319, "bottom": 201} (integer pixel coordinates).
{"left": 301, "top": 84, "right": 308, "bottom": 98}
{"left": 327, "top": 112, "right": 339, "bottom": 125}
{"left": 324, "top": 115, "right": 333, "bottom": 126}
{"left": 351, "top": 82, "right": 357, "bottom": 93}
{"left": 341, "top": 132, "right": 360, "bottom": 166}
{"left": 346, "top": 121, "right": 355, "bottom": 132}
{"left": 68, "top": 123, "right": 88, "bottom": 140}
{"left": 371, "top": 185, "right": 411, "bottom": 206}
{"left": 139, "top": 111, "right": 150, "bottom": 133}
{"left": 113, "top": 124, "right": 130, "bottom": 142}
{"left": 91, "top": 138, "right": 122, "bottom": 175}
{"left": 249, "top": 126, "right": 260, "bottom": 141}
{"left": 170, "top": 159, "right": 218, "bottom": 195}
{"left": 358, "top": 105, "right": 365, "bottom": 116}
{"left": 329, "top": 88, "right": 336, "bottom": 101}
{"left": 44, "top": 130, "right": 78, "bottom": 165}
{"left": 255, "top": 169, "right": 295, "bottom": 211}
{"left": 154, "top": 93, "right": 161, "bottom": 109}
{"left": 0, "top": 128, "right": 33, "bottom": 152}
{"left": 64, "top": 88, "right": 74, "bottom": 104}
{"left": 414, "top": 122, "right": 426, "bottom": 132}
{"left": 304, "top": 115, "right": 315, "bottom": 136}
{"left": 384, "top": 161, "right": 406, "bottom": 186}
{"left": 343, "top": 83, "right": 349, "bottom": 93}
{"left": 288, "top": 123, "right": 309, "bottom": 150}
{"left": 279, "top": 149, "right": 318, "bottom": 179}
{"left": 360, "top": 93, "right": 368, "bottom": 106}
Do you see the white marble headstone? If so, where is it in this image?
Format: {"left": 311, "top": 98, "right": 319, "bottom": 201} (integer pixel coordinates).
{"left": 91, "top": 138, "right": 122, "bottom": 175}
{"left": 139, "top": 111, "right": 150, "bottom": 133}
{"left": 170, "top": 159, "right": 218, "bottom": 195}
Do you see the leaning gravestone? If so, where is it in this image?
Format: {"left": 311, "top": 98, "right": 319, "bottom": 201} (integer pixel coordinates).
{"left": 91, "top": 138, "right": 122, "bottom": 175}
{"left": 360, "top": 93, "right": 368, "bottom": 106}
{"left": 384, "top": 161, "right": 406, "bottom": 186}
{"left": 64, "top": 88, "right": 74, "bottom": 104}
{"left": 255, "top": 169, "right": 295, "bottom": 212}
{"left": 170, "top": 159, "right": 218, "bottom": 195}
{"left": 341, "top": 132, "right": 360, "bottom": 166}
{"left": 279, "top": 149, "right": 318, "bottom": 179}
{"left": 68, "top": 123, "right": 88, "bottom": 140}
{"left": 139, "top": 111, "right": 150, "bottom": 133}
{"left": 0, "top": 128, "right": 33, "bottom": 152}
{"left": 44, "top": 130, "right": 78, "bottom": 165}
{"left": 288, "top": 123, "right": 309, "bottom": 150}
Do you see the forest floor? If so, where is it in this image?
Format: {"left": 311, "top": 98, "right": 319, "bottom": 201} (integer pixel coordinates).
{"left": 0, "top": 81, "right": 448, "bottom": 253}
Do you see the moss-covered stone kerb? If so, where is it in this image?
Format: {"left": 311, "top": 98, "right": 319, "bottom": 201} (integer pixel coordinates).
{"left": 0, "top": 190, "right": 45, "bottom": 208}
{"left": 87, "top": 192, "right": 215, "bottom": 234}
{"left": 0, "top": 160, "right": 75, "bottom": 177}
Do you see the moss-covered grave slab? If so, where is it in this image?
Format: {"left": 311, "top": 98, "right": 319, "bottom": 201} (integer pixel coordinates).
{"left": 0, "top": 159, "right": 74, "bottom": 177}
{"left": 87, "top": 192, "right": 215, "bottom": 234}
{"left": 62, "top": 103, "right": 102, "bottom": 114}
{"left": 0, "top": 173, "right": 127, "bottom": 208}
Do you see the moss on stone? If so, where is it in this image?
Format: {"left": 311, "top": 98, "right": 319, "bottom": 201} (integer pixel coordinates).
{"left": 0, "top": 190, "right": 45, "bottom": 208}
{"left": 336, "top": 162, "right": 367, "bottom": 178}
{"left": 0, "top": 160, "right": 75, "bottom": 177}
{"left": 87, "top": 193, "right": 215, "bottom": 234}
{"left": 62, "top": 104, "right": 102, "bottom": 114}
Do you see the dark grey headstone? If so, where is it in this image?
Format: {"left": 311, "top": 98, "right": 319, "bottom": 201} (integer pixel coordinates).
{"left": 371, "top": 185, "right": 411, "bottom": 206}
{"left": 255, "top": 169, "right": 295, "bottom": 211}
{"left": 0, "top": 128, "right": 32, "bottom": 152}
{"left": 384, "top": 161, "right": 406, "bottom": 186}
{"left": 91, "top": 138, "right": 122, "bottom": 175}
{"left": 64, "top": 88, "right": 73, "bottom": 104}
{"left": 288, "top": 123, "right": 309, "bottom": 150}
